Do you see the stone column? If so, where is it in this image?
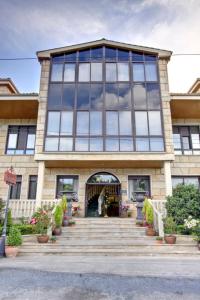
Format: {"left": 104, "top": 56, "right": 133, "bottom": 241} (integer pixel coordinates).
{"left": 164, "top": 161, "right": 172, "bottom": 196}
{"left": 35, "top": 161, "right": 45, "bottom": 208}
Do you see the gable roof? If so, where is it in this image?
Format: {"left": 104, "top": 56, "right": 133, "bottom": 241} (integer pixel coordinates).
{"left": 37, "top": 38, "right": 172, "bottom": 60}
{"left": 188, "top": 78, "right": 200, "bottom": 94}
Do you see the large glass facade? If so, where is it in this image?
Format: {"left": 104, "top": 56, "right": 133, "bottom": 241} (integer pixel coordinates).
{"left": 45, "top": 46, "right": 164, "bottom": 152}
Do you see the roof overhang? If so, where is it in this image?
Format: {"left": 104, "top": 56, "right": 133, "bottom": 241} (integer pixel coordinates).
{"left": 0, "top": 79, "right": 19, "bottom": 94}
{"left": 0, "top": 95, "right": 39, "bottom": 119}
{"left": 188, "top": 78, "right": 200, "bottom": 93}
{"left": 170, "top": 94, "right": 200, "bottom": 118}
{"left": 37, "top": 39, "right": 172, "bottom": 61}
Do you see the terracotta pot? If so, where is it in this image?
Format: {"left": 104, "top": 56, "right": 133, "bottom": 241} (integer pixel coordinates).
{"left": 37, "top": 235, "right": 49, "bottom": 243}
{"left": 156, "top": 240, "right": 163, "bottom": 245}
{"left": 5, "top": 246, "right": 19, "bottom": 258}
{"left": 164, "top": 235, "right": 176, "bottom": 244}
{"left": 52, "top": 227, "right": 62, "bottom": 236}
{"left": 146, "top": 227, "right": 156, "bottom": 236}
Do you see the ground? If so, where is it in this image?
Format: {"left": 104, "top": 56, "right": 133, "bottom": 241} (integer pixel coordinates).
{"left": 0, "top": 256, "right": 200, "bottom": 300}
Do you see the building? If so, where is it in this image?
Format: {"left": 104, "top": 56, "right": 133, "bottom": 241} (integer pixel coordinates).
{"left": 0, "top": 39, "right": 200, "bottom": 218}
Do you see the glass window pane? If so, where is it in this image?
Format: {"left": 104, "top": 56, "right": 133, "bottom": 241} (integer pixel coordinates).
{"left": 90, "top": 84, "right": 103, "bottom": 109}
{"left": 191, "top": 134, "right": 200, "bottom": 149}
{"left": 146, "top": 83, "right": 160, "bottom": 109}
{"left": 120, "top": 138, "right": 133, "bottom": 151}
{"left": 64, "top": 63, "right": 75, "bottom": 81}
{"left": 133, "top": 63, "right": 145, "bottom": 81}
{"left": 119, "top": 111, "right": 132, "bottom": 135}
{"left": 172, "top": 177, "right": 183, "bottom": 188}
{"left": 132, "top": 52, "right": 144, "bottom": 62}
{"left": 91, "top": 63, "right": 102, "bottom": 81}
{"left": 133, "top": 83, "right": 146, "bottom": 109}
{"left": 118, "top": 49, "right": 129, "bottom": 61}
{"left": 148, "top": 111, "right": 162, "bottom": 135}
{"left": 90, "top": 138, "right": 103, "bottom": 151}
{"left": 77, "top": 84, "right": 90, "bottom": 109}
{"left": 59, "top": 138, "right": 73, "bottom": 151}
{"left": 106, "top": 112, "right": 118, "bottom": 135}
{"left": 65, "top": 52, "right": 76, "bottom": 61}
{"left": 173, "top": 134, "right": 181, "bottom": 149}
{"left": 118, "top": 83, "right": 131, "bottom": 109}
{"left": 182, "top": 136, "right": 190, "bottom": 150}
{"left": 106, "top": 138, "right": 119, "bottom": 151}
{"left": 136, "top": 138, "right": 149, "bottom": 151}
{"left": 52, "top": 55, "right": 65, "bottom": 63}
{"left": 184, "top": 177, "right": 199, "bottom": 187}
{"left": 79, "top": 49, "right": 90, "bottom": 61}
{"left": 47, "top": 112, "right": 60, "bottom": 135}
{"left": 45, "top": 138, "right": 59, "bottom": 151}
{"left": 27, "top": 134, "right": 35, "bottom": 149}
{"left": 105, "top": 47, "right": 116, "bottom": 61}
{"left": 48, "top": 84, "right": 62, "bottom": 108}
{"left": 60, "top": 112, "right": 73, "bottom": 135}
{"left": 106, "top": 63, "right": 117, "bottom": 81}
{"left": 90, "top": 112, "right": 102, "bottom": 135}
{"left": 118, "top": 63, "right": 129, "bottom": 81}
{"left": 75, "top": 138, "right": 89, "bottom": 151}
{"left": 105, "top": 83, "right": 118, "bottom": 109}
{"left": 135, "top": 112, "right": 148, "bottom": 136}
{"left": 8, "top": 133, "right": 17, "bottom": 148}
{"left": 79, "top": 63, "right": 90, "bottom": 81}
{"left": 145, "top": 54, "right": 157, "bottom": 61}
{"left": 77, "top": 112, "right": 89, "bottom": 135}
{"left": 28, "top": 176, "right": 37, "bottom": 199}
{"left": 145, "top": 63, "right": 158, "bottom": 81}
{"left": 63, "top": 84, "right": 75, "bottom": 109}
{"left": 51, "top": 63, "right": 63, "bottom": 81}
{"left": 150, "top": 138, "right": 164, "bottom": 151}
{"left": 91, "top": 47, "right": 103, "bottom": 60}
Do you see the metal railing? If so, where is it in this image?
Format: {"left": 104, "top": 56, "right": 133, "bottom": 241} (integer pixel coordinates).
{"left": 147, "top": 199, "right": 167, "bottom": 237}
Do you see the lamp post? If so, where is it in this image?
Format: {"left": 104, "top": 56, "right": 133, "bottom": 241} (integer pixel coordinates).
{"left": 0, "top": 167, "right": 16, "bottom": 257}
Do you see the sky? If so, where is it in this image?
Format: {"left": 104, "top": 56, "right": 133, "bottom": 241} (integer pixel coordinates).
{"left": 0, "top": 0, "right": 200, "bottom": 93}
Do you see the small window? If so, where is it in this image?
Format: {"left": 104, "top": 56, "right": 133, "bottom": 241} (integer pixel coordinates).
{"left": 9, "top": 175, "right": 22, "bottom": 199}
{"left": 56, "top": 175, "right": 78, "bottom": 200}
{"left": 76, "top": 112, "right": 89, "bottom": 136}
{"left": 106, "top": 112, "right": 118, "bottom": 135}
{"left": 105, "top": 138, "right": 119, "bottom": 151}
{"left": 118, "top": 63, "right": 129, "bottom": 81}
{"left": 45, "top": 137, "right": 59, "bottom": 151}
{"left": 47, "top": 112, "right": 60, "bottom": 136}
{"left": 28, "top": 175, "right": 37, "bottom": 199}
{"left": 119, "top": 111, "right": 132, "bottom": 135}
{"left": 148, "top": 111, "right": 162, "bottom": 135}
{"left": 75, "top": 138, "right": 89, "bottom": 151}
{"left": 91, "top": 63, "right": 102, "bottom": 81}
{"left": 77, "top": 84, "right": 90, "bottom": 109}
{"left": 60, "top": 112, "right": 73, "bottom": 136}
{"left": 105, "top": 83, "right": 118, "bottom": 109}
{"left": 90, "top": 138, "right": 103, "bottom": 151}
{"left": 90, "top": 112, "right": 102, "bottom": 135}
{"left": 133, "top": 84, "right": 146, "bottom": 109}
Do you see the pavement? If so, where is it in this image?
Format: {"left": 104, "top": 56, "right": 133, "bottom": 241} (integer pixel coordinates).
{"left": 0, "top": 255, "right": 200, "bottom": 299}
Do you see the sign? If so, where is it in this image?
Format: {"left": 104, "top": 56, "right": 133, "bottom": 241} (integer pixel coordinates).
{"left": 4, "top": 167, "right": 16, "bottom": 185}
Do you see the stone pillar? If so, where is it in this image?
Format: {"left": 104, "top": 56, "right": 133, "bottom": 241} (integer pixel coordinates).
{"left": 35, "top": 161, "right": 45, "bottom": 208}
{"left": 164, "top": 161, "right": 172, "bottom": 197}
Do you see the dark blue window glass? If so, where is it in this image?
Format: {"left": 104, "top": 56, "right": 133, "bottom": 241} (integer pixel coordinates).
{"left": 91, "top": 47, "right": 103, "bottom": 60}
{"left": 52, "top": 54, "right": 65, "bottom": 63}
{"left": 105, "top": 47, "right": 116, "bottom": 61}
{"left": 48, "top": 84, "right": 62, "bottom": 109}
{"left": 79, "top": 49, "right": 90, "bottom": 61}
{"left": 65, "top": 52, "right": 77, "bottom": 62}
{"left": 118, "top": 49, "right": 129, "bottom": 61}
{"left": 118, "top": 83, "right": 131, "bottom": 109}
{"left": 144, "top": 54, "right": 157, "bottom": 61}
{"left": 90, "top": 84, "right": 103, "bottom": 110}
{"left": 105, "top": 83, "right": 118, "bottom": 109}
{"left": 63, "top": 84, "right": 75, "bottom": 109}
{"left": 77, "top": 84, "right": 90, "bottom": 109}
{"left": 132, "top": 52, "right": 144, "bottom": 62}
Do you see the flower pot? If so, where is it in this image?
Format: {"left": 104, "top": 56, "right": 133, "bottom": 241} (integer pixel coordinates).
{"left": 52, "top": 227, "right": 62, "bottom": 236}
{"left": 146, "top": 227, "right": 156, "bottom": 236}
{"left": 5, "top": 246, "right": 19, "bottom": 258}
{"left": 62, "top": 219, "right": 69, "bottom": 227}
{"left": 37, "top": 235, "right": 49, "bottom": 243}
{"left": 164, "top": 235, "right": 176, "bottom": 244}
{"left": 156, "top": 240, "right": 163, "bottom": 245}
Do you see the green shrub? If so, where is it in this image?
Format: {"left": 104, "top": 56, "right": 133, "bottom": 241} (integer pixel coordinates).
{"left": 176, "top": 224, "right": 191, "bottom": 235}
{"left": 61, "top": 195, "right": 67, "bottom": 212}
{"left": 166, "top": 184, "right": 200, "bottom": 225}
{"left": 164, "top": 217, "right": 177, "bottom": 234}
{"left": 0, "top": 198, "right": 5, "bottom": 225}
{"left": 146, "top": 204, "right": 154, "bottom": 225}
{"left": 142, "top": 198, "right": 149, "bottom": 216}
{"left": 7, "top": 226, "right": 22, "bottom": 246}
{"left": 54, "top": 205, "right": 63, "bottom": 228}
{"left": 7, "top": 209, "right": 12, "bottom": 227}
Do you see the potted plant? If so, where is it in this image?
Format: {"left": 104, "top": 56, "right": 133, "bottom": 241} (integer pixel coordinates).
{"left": 5, "top": 226, "right": 22, "bottom": 257}
{"left": 156, "top": 236, "right": 163, "bottom": 245}
{"left": 146, "top": 205, "right": 156, "bottom": 236}
{"left": 164, "top": 216, "right": 177, "bottom": 244}
{"left": 72, "top": 205, "right": 81, "bottom": 217}
{"left": 136, "top": 220, "right": 143, "bottom": 227}
{"left": 121, "top": 204, "right": 130, "bottom": 218}
{"left": 36, "top": 213, "right": 50, "bottom": 243}
{"left": 50, "top": 236, "right": 57, "bottom": 244}
{"left": 68, "top": 219, "right": 76, "bottom": 227}
{"left": 52, "top": 204, "right": 63, "bottom": 236}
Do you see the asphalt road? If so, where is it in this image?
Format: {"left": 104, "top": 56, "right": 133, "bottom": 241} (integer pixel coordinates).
{"left": 0, "top": 268, "right": 200, "bottom": 300}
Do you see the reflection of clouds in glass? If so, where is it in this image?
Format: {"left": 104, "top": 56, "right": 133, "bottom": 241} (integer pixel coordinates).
{"left": 147, "top": 83, "right": 160, "bottom": 109}
{"left": 75, "top": 138, "right": 89, "bottom": 151}
{"left": 91, "top": 84, "right": 103, "bottom": 109}
{"left": 119, "top": 111, "right": 132, "bottom": 135}
{"left": 133, "top": 83, "right": 146, "bottom": 109}
{"left": 119, "top": 83, "right": 131, "bottom": 108}
{"left": 105, "top": 84, "right": 118, "bottom": 108}
{"left": 64, "top": 64, "right": 75, "bottom": 81}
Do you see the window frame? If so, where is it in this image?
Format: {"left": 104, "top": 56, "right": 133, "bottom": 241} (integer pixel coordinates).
{"left": 172, "top": 176, "right": 200, "bottom": 189}
{"left": 28, "top": 175, "right": 38, "bottom": 200}
{"left": 9, "top": 175, "right": 22, "bottom": 200}
{"left": 56, "top": 175, "right": 79, "bottom": 199}
{"left": 173, "top": 126, "right": 200, "bottom": 155}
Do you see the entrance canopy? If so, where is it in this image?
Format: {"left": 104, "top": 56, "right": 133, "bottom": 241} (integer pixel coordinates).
{"left": 87, "top": 172, "right": 120, "bottom": 184}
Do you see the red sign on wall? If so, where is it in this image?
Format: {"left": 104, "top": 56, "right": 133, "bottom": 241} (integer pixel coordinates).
{"left": 4, "top": 168, "right": 16, "bottom": 185}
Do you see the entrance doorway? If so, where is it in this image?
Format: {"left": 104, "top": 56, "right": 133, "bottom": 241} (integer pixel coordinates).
{"left": 85, "top": 172, "right": 121, "bottom": 217}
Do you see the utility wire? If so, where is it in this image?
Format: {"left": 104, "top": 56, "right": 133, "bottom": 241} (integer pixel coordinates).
{"left": 0, "top": 54, "right": 200, "bottom": 60}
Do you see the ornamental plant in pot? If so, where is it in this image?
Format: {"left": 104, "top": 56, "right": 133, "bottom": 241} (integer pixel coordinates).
{"left": 52, "top": 204, "right": 63, "bottom": 236}
{"left": 164, "top": 216, "right": 177, "bottom": 244}
{"left": 36, "top": 214, "right": 50, "bottom": 243}
{"left": 5, "top": 226, "right": 22, "bottom": 257}
{"left": 68, "top": 219, "right": 76, "bottom": 227}
{"left": 146, "top": 205, "right": 156, "bottom": 236}
{"left": 156, "top": 236, "right": 163, "bottom": 245}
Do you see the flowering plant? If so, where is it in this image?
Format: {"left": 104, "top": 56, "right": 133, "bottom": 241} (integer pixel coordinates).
{"left": 30, "top": 206, "right": 52, "bottom": 235}
{"left": 72, "top": 205, "right": 81, "bottom": 216}
{"left": 184, "top": 216, "right": 199, "bottom": 230}
{"left": 121, "top": 204, "right": 130, "bottom": 212}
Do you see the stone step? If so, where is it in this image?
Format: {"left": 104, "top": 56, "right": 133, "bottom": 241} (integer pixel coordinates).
{"left": 61, "top": 228, "right": 146, "bottom": 233}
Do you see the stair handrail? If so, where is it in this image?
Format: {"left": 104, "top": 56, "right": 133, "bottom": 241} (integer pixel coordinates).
{"left": 147, "top": 198, "right": 165, "bottom": 237}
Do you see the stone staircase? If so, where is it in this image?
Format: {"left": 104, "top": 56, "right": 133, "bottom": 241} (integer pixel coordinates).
{"left": 19, "top": 218, "right": 200, "bottom": 256}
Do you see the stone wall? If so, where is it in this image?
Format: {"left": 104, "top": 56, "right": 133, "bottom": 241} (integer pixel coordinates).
{"left": 0, "top": 119, "right": 38, "bottom": 200}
